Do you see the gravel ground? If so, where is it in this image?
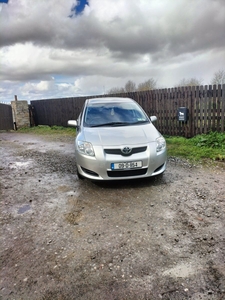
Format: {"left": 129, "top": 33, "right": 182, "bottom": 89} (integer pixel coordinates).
{"left": 0, "top": 132, "right": 225, "bottom": 300}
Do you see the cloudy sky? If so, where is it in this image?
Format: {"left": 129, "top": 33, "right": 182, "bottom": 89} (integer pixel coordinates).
{"left": 0, "top": 0, "right": 225, "bottom": 103}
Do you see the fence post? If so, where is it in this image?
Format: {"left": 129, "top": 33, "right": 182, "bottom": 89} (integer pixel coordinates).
{"left": 190, "top": 86, "right": 195, "bottom": 137}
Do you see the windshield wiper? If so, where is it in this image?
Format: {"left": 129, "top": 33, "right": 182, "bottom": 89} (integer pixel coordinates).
{"left": 130, "top": 120, "right": 149, "bottom": 125}
{"left": 90, "top": 122, "right": 130, "bottom": 127}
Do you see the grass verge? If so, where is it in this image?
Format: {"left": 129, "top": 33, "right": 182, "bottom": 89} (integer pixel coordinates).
{"left": 166, "top": 132, "right": 225, "bottom": 162}
{"left": 18, "top": 125, "right": 76, "bottom": 136}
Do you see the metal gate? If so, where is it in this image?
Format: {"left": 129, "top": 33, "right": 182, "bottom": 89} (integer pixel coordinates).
{"left": 0, "top": 103, "right": 14, "bottom": 130}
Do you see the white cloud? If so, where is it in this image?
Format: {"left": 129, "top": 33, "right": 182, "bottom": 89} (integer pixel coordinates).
{"left": 0, "top": 0, "right": 225, "bottom": 103}
{"left": 20, "top": 80, "right": 54, "bottom": 94}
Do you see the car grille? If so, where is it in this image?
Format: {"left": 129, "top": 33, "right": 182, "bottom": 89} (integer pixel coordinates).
{"left": 104, "top": 146, "right": 147, "bottom": 156}
{"left": 107, "top": 168, "right": 147, "bottom": 177}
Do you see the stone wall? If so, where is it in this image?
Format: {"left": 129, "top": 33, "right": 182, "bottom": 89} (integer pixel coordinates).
{"left": 11, "top": 100, "right": 30, "bottom": 129}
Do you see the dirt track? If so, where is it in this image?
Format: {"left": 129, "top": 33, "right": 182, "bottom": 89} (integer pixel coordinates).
{"left": 0, "top": 132, "right": 225, "bottom": 300}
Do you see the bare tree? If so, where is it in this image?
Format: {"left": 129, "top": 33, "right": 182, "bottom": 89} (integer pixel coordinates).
{"left": 125, "top": 80, "right": 136, "bottom": 92}
{"left": 211, "top": 70, "right": 225, "bottom": 85}
{"left": 107, "top": 87, "right": 125, "bottom": 94}
{"left": 108, "top": 78, "right": 157, "bottom": 94}
{"left": 177, "top": 78, "right": 203, "bottom": 87}
{"left": 137, "top": 78, "right": 157, "bottom": 91}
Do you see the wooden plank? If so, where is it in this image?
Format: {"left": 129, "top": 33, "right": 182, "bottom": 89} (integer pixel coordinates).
{"left": 155, "top": 89, "right": 159, "bottom": 121}
{"left": 183, "top": 86, "right": 188, "bottom": 137}
{"left": 162, "top": 90, "right": 165, "bottom": 134}
{"left": 174, "top": 87, "right": 179, "bottom": 136}
{"left": 49, "top": 100, "right": 55, "bottom": 126}
{"left": 164, "top": 88, "right": 169, "bottom": 135}
{"left": 195, "top": 86, "right": 199, "bottom": 135}
{"left": 164, "top": 89, "right": 168, "bottom": 135}
{"left": 149, "top": 91, "right": 153, "bottom": 115}
{"left": 168, "top": 88, "right": 172, "bottom": 136}
{"left": 143, "top": 91, "right": 147, "bottom": 114}
{"left": 189, "top": 86, "right": 192, "bottom": 137}
{"left": 199, "top": 86, "right": 204, "bottom": 134}
{"left": 172, "top": 88, "right": 176, "bottom": 136}
{"left": 178, "top": 87, "right": 183, "bottom": 137}
{"left": 169, "top": 88, "right": 174, "bottom": 136}
{"left": 183, "top": 86, "right": 189, "bottom": 138}
{"left": 160, "top": 89, "right": 163, "bottom": 134}
{"left": 204, "top": 86, "right": 208, "bottom": 133}
{"left": 191, "top": 87, "right": 195, "bottom": 135}
{"left": 170, "top": 88, "right": 175, "bottom": 136}
{"left": 212, "top": 84, "right": 217, "bottom": 131}
{"left": 207, "top": 85, "right": 212, "bottom": 132}
{"left": 178, "top": 87, "right": 183, "bottom": 136}
{"left": 157, "top": 89, "right": 161, "bottom": 133}
{"left": 150, "top": 90, "right": 155, "bottom": 117}
{"left": 171, "top": 88, "right": 176, "bottom": 136}
{"left": 221, "top": 84, "right": 225, "bottom": 132}
{"left": 160, "top": 89, "right": 164, "bottom": 134}
{"left": 216, "top": 85, "right": 221, "bottom": 132}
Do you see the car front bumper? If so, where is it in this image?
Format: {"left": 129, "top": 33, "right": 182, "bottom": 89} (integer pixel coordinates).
{"left": 75, "top": 142, "right": 167, "bottom": 180}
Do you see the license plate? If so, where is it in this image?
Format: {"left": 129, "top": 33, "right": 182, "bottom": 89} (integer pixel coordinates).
{"left": 111, "top": 161, "right": 142, "bottom": 170}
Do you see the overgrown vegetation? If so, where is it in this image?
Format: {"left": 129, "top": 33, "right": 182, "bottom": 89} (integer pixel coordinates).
{"left": 17, "top": 126, "right": 225, "bottom": 162}
{"left": 166, "top": 131, "right": 225, "bottom": 161}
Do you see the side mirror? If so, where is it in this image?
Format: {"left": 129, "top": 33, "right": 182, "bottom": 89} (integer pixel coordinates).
{"left": 150, "top": 116, "right": 157, "bottom": 122}
{"left": 68, "top": 120, "right": 77, "bottom": 127}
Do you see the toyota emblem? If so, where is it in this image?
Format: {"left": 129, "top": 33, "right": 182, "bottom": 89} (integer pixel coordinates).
{"left": 122, "top": 147, "right": 132, "bottom": 155}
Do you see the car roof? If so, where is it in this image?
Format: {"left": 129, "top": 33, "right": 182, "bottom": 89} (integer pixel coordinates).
{"left": 86, "top": 97, "right": 135, "bottom": 105}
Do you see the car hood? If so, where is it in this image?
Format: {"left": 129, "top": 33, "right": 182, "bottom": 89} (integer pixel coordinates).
{"left": 82, "top": 124, "right": 160, "bottom": 146}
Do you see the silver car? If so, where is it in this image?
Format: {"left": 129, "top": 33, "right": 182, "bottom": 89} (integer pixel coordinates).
{"left": 68, "top": 97, "right": 167, "bottom": 180}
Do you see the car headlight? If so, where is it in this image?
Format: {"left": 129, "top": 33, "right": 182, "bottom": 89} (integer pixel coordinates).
{"left": 77, "top": 141, "right": 95, "bottom": 156}
{"left": 156, "top": 136, "right": 166, "bottom": 152}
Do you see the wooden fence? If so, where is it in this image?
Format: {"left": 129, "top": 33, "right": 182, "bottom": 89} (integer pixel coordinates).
{"left": 30, "top": 84, "right": 225, "bottom": 138}
{"left": 0, "top": 103, "right": 13, "bottom": 130}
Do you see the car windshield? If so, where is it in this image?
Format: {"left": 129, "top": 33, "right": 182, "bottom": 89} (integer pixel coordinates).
{"left": 84, "top": 102, "right": 149, "bottom": 127}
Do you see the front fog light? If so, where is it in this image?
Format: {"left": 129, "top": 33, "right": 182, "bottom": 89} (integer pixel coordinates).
{"left": 156, "top": 136, "right": 166, "bottom": 152}
{"left": 78, "top": 141, "right": 95, "bottom": 156}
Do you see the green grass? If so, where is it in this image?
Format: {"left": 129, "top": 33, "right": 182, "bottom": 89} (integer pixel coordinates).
{"left": 166, "top": 131, "right": 225, "bottom": 161}
{"left": 17, "top": 126, "right": 225, "bottom": 162}
{"left": 18, "top": 125, "right": 76, "bottom": 136}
